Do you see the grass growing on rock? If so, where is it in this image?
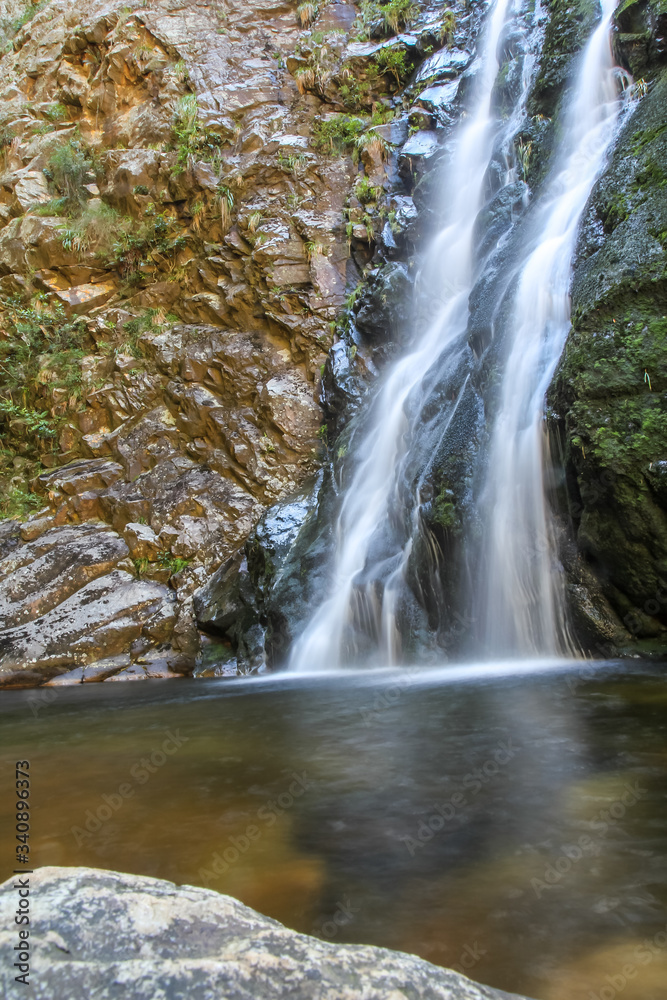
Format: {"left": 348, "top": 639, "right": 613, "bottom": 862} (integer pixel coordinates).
{"left": 170, "top": 95, "right": 227, "bottom": 174}
{"left": 0, "top": 295, "right": 88, "bottom": 455}
{"left": 44, "top": 135, "right": 99, "bottom": 213}
{"left": 353, "top": 0, "right": 416, "bottom": 39}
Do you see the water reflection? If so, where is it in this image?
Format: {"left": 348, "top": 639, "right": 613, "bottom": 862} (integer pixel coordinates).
{"left": 1, "top": 661, "right": 666, "bottom": 999}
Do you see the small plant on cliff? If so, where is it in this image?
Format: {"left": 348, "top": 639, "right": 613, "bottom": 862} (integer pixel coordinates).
{"left": 353, "top": 0, "right": 416, "bottom": 40}
{"left": 312, "top": 113, "right": 366, "bottom": 154}
{"left": 373, "top": 46, "right": 410, "bottom": 85}
{"left": 297, "top": 1, "right": 319, "bottom": 27}
{"left": 157, "top": 551, "right": 191, "bottom": 576}
{"left": 42, "top": 102, "right": 68, "bottom": 123}
{"left": 108, "top": 212, "right": 186, "bottom": 282}
{"left": 355, "top": 175, "right": 381, "bottom": 204}
{"left": 0, "top": 296, "right": 88, "bottom": 456}
{"left": 217, "top": 184, "right": 235, "bottom": 229}
{"left": 0, "top": 486, "right": 43, "bottom": 521}
{"left": 59, "top": 202, "right": 121, "bottom": 255}
{"left": 171, "top": 95, "right": 227, "bottom": 174}
{"left": 44, "top": 136, "right": 97, "bottom": 213}
{"left": 438, "top": 8, "right": 456, "bottom": 43}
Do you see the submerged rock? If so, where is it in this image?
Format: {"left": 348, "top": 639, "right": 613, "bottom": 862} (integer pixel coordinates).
{"left": 0, "top": 866, "right": 531, "bottom": 1000}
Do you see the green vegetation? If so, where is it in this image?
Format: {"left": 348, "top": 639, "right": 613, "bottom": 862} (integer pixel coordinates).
{"left": 157, "top": 551, "right": 191, "bottom": 575}
{"left": 0, "top": 0, "right": 49, "bottom": 51}
{"left": 44, "top": 136, "right": 98, "bottom": 213}
{"left": 120, "top": 309, "right": 178, "bottom": 357}
{"left": 355, "top": 175, "right": 381, "bottom": 204}
{"left": 312, "top": 114, "right": 366, "bottom": 153}
{"left": 42, "top": 102, "right": 68, "bottom": 123}
{"left": 0, "top": 486, "right": 43, "bottom": 521}
{"left": 109, "top": 211, "right": 186, "bottom": 282}
{"left": 277, "top": 150, "right": 308, "bottom": 175}
{"left": 171, "top": 94, "right": 227, "bottom": 173}
{"left": 0, "top": 295, "right": 88, "bottom": 456}
{"left": 353, "top": 0, "right": 416, "bottom": 40}
{"left": 297, "top": 1, "right": 322, "bottom": 26}
{"left": 432, "top": 485, "right": 459, "bottom": 532}
{"left": 373, "top": 46, "right": 411, "bottom": 84}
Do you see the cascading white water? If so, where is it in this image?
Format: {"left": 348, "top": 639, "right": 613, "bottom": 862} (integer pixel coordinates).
{"left": 290, "top": 0, "right": 516, "bottom": 670}
{"left": 478, "top": 0, "right": 627, "bottom": 656}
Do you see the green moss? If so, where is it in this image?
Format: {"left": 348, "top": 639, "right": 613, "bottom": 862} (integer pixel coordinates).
{"left": 432, "top": 485, "right": 459, "bottom": 532}
{"left": 630, "top": 122, "right": 667, "bottom": 154}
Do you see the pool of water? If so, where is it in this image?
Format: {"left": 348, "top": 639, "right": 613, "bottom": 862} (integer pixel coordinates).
{"left": 2, "top": 659, "right": 667, "bottom": 999}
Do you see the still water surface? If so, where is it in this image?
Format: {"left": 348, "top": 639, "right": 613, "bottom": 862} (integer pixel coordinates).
{"left": 1, "top": 660, "right": 666, "bottom": 999}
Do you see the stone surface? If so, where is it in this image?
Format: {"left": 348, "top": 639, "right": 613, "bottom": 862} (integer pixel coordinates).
{"left": 0, "top": 0, "right": 478, "bottom": 683}
{"left": 0, "top": 867, "right": 530, "bottom": 1000}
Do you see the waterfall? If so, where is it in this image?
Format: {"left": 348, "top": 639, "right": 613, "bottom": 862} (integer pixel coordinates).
{"left": 290, "top": 0, "right": 626, "bottom": 671}
{"left": 290, "top": 0, "right": 518, "bottom": 670}
{"left": 477, "top": 0, "right": 626, "bottom": 656}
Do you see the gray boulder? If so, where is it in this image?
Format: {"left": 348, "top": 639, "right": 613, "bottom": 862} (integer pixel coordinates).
{"left": 0, "top": 867, "right": 529, "bottom": 1000}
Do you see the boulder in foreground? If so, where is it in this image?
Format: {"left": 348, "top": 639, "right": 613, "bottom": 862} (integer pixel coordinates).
{"left": 0, "top": 866, "right": 530, "bottom": 1000}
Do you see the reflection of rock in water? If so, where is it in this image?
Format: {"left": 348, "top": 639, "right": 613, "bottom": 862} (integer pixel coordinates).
{"left": 279, "top": 672, "right": 667, "bottom": 997}
{"left": 284, "top": 677, "right": 582, "bottom": 934}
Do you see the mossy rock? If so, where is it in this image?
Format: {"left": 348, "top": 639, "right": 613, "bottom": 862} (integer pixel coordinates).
{"left": 550, "top": 68, "right": 667, "bottom": 641}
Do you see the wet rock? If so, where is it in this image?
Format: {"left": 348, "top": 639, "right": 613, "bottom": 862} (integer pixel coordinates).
{"left": 415, "top": 79, "right": 461, "bottom": 122}
{"left": 399, "top": 130, "right": 440, "bottom": 186}
{"left": 123, "top": 521, "right": 161, "bottom": 560}
{"left": 354, "top": 262, "right": 413, "bottom": 352}
{"left": 0, "top": 569, "right": 176, "bottom": 687}
{"left": 0, "top": 867, "right": 530, "bottom": 1000}
{"left": 415, "top": 47, "right": 471, "bottom": 82}
{"left": 0, "top": 523, "right": 130, "bottom": 631}
{"left": 195, "top": 476, "right": 328, "bottom": 669}
{"left": 549, "top": 61, "right": 667, "bottom": 643}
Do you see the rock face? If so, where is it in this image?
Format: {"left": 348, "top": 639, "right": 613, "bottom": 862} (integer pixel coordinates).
{"left": 0, "top": 0, "right": 480, "bottom": 682}
{"left": 547, "top": 0, "right": 667, "bottom": 652}
{"left": 0, "top": 866, "right": 529, "bottom": 1000}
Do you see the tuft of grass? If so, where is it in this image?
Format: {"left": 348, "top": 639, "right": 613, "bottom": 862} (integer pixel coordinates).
{"left": 171, "top": 94, "right": 227, "bottom": 173}
{"left": 44, "top": 136, "right": 97, "bottom": 213}
{"left": 312, "top": 113, "right": 366, "bottom": 154}
{"left": 353, "top": 0, "right": 416, "bottom": 40}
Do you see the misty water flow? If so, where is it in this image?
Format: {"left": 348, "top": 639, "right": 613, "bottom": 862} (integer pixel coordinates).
{"left": 291, "top": 0, "right": 516, "bottom": 668}
{"left": 290, "top": 0, "right": 628, "bottom": 669}
{"left": 478, "top": 0, "right": 628, "bottom": 656}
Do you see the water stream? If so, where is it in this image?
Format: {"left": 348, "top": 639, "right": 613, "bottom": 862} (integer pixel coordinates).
{"left": 290, "top": 0, "right": 628, "bottom": 669}
{"left": 478, "top": 0, "right": 627, "bottom": 656}
{"left": 290, "top": 0, "right": 518, "bottom": 669}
